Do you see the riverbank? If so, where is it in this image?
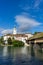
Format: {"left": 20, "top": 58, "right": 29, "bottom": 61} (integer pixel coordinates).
{"left": 1, "top": 44, "right": 13, "bottom": 46}
{"left": 0, "top": 40, "right": 24, "bottom": 47}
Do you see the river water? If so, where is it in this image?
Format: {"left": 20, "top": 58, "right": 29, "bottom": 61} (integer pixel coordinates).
{"left": 0, "top": 45, "right": 43, "bottom": 65}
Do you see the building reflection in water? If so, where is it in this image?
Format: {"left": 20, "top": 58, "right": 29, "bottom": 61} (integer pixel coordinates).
{"left": 2, "top": 45, "right": 43, "bottom": 61}
{"left": 3, "top": 46, "right": 8, "bottom": 57}
{"left": 30, "top": 44, "right": 35, "bottom": 57}
{"left": 34, "top": 44, "right": 43, "bottom": 60}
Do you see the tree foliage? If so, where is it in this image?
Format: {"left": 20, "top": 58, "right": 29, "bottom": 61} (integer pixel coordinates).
{"left": 0, "top": 36, "right": 4, "bottom": 43}
{"left": 13, "top": 40, "right": 24, "bottom": 47}
{"left": 7, "top": 37, "right": 12, "bottom": 45}
{"left": 34, "top": 32, "right": 38, "bottom": 35}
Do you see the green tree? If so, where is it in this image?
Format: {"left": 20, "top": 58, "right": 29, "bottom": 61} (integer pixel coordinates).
{"left": 34, "top": 32, "right": 38, "bottom": 35}
{"left": 0, "top": 36, "right": 4, "bottom": 44}
{"left": 7, "top": 38, "right": 12, "bottom": 45}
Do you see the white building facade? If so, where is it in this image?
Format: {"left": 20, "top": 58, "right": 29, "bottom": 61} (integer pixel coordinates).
{"left": 3, "top": 27, "right": 33, "bottom": 44}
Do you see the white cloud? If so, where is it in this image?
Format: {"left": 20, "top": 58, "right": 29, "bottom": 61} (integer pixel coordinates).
{"left": 34, "top": 0, "right": 42, "bottom": 8}
{"left": 22, "top": 6, "right": 30, "bottom": 11}
{"left": 19, "top": 4, "right": 31, "bottom": 11}
{"left": 0, "top": 28, "right": 4, "bottom": 32}
{"left": 1, "top": 29, "right": 13, "bottom": 35}
{"left": 19, "top": 0, "right": 43, "bottom": 11}
{"left": 15, "top": 14, "right": 41, "bottom": 33}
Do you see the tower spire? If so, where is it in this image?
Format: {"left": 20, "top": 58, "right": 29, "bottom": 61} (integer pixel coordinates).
{"left": 13, "top": 27, "right": 17, "bottom": 34}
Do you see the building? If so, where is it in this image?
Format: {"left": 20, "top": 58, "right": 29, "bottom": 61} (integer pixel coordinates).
{"left": 13, "top": 27, "right": 17, "bottom": 34}
{"left": 3, "top": 27, "right": 33, "bottom": 44}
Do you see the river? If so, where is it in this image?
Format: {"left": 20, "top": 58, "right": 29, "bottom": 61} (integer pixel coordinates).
{"left": 0, "top": 45, "right": 43, "bottom": 65}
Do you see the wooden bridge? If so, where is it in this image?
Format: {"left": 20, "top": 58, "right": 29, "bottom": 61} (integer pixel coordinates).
{"left": 26, "top": 32, "right": 43, "bottom": 48}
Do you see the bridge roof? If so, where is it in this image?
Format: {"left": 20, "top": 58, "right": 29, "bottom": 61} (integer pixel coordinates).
{"left": 28, "top": 32, "right": 43, "bottom": 40}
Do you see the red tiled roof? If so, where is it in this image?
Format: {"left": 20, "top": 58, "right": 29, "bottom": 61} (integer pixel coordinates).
{"left": 4, "top": 34, "right": 28, "bottom": 37}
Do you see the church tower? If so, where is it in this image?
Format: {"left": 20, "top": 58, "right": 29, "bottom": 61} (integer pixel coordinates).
{"left": 13, "top": 27, "right": 17, "bottom": 34}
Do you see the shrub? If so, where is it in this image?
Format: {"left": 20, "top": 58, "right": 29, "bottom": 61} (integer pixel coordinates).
{"left": 13, "top": 40, "right": 24, "bottom": 47}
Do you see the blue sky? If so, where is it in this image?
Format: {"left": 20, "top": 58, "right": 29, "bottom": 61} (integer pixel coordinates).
{"left": 0, "top": 0, "right": 43, "bottom": 35}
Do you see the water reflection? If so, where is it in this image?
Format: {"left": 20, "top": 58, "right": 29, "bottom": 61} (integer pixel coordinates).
{"left": 30, "top": 45, "right": 35, "bottom": 57}
{"left": 0, "top": 45, "right": 43, "bottom": 65}
{"left": 3, "top": 46, "right": 8, "bottom": 56}
{"left": 34, "top": 44, "right": 43, "bottom": 60}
